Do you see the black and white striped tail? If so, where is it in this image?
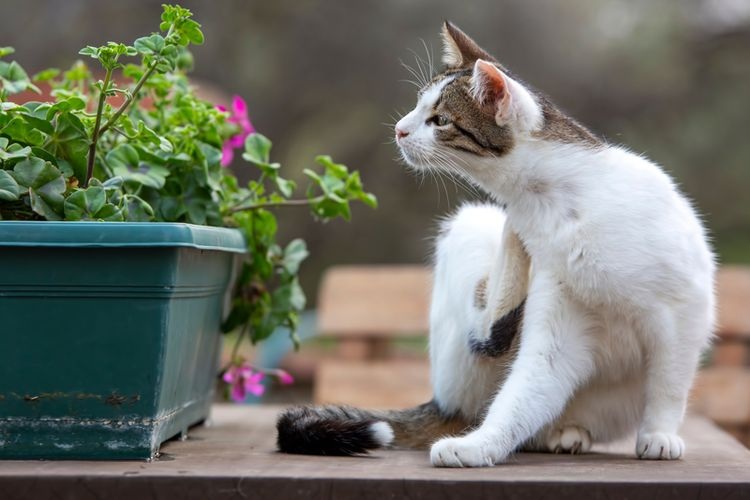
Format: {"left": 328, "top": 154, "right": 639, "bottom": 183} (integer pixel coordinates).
{"left": 276, "top": 405, "right": 394, "bottom": 456}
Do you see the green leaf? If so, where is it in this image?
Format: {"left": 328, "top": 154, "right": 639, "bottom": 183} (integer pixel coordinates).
{"left": 106, "top": 144, "right": 169, "bottom": 189}
{"left": 0, "top": 141, "right": 31, "bottom": 161}
{"left": 12, "top": 157, "right": 61, "bottom": 190}
{"left": 94, "top": 203, "right": 125, "bottom": 221}
{"left": 29, "top": 189, "right": 62, "bottom": 220}
{"left": 282, "top": 239, "right": 309, "bottom": 274}
{"left": 78, "top": 46, "right": 99, "bottom": 58}
{"left": 12, "top": 157, "right": 65, "bottom": 219}
{"left": 45, "top": 95, "right": 87, "bottom": 117}
{"left": 30, "top": 147, "right": 59, "bottom": 166}
{"left": 358, "top": 192, "right": 378, "bottom": 209}
{"left": 0, "top": 60, "right": 40, "bottom": 94}
{"left": 315, "top": 155, "right": 349, "bottom": 179}
{"left": 276, "top": 177, "right": 296, "bottom": 198}
{"left": 271, "top": 278, "right": 306, "bottom": 316}
{"left": 0, "top": 47, "right": 15, "bottom": 58}
{"left": 158, "top": 195, "right": 186, "bottom": 221}
{"left": 123, "top": 194, "right": 154, "bottom": 222}
{"left": 311, "top": 197, "right": 351, "bottom": 220}
{"left": 32, "top": 68, "right": 60, "bottom": 82}
{"left": 0, "top": 116, "right": 45, "bottom": 145}
{"left": 181, "top": 19, "right": 204, "bottom": 45}
{"left": 63, "top": 186, "right": 106, "bottom": 220}
{"left": 242, "top": 133, "right": 272, "bottom": 165}
{"left": 44, "top": 112, "right": 89, "bottom": 181}
{"left": 134, "top": 34, "right": 165, "bottom": 55}
{"left": 0, "top": 170, "right": 20, "bottom": 201}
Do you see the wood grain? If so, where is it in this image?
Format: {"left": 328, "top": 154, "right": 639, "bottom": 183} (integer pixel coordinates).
{"left": 1, "top": 406, "right": 749, "bottom": 500}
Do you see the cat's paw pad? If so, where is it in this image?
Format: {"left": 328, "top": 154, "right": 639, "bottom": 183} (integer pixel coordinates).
{"left": 430, "top": 435, "right": 499, "bottom": 468}
{"left": 546, "top": 425, "right": 592, "bottom": 454}
{"left": 636, "top": 432, "right": 684, "bottom": 460}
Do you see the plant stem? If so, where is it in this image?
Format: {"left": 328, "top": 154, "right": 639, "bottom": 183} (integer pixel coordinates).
{"left": 227, "top": 196, "right": 324, "bottom": 214}
{"left": 229, "top": 322, "right": 249, "bottom": 365}
{"left": 97, "top": 60, "right": 159, "bottom": 137}
{"left": 83, "top": 67, "right": 113, "bottom": 187}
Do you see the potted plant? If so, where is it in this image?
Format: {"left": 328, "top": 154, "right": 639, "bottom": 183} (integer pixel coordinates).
{"left": 0, "top": 4, "right": 375, "bottom": 460}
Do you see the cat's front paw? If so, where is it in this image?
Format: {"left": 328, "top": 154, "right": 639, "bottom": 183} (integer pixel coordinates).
{"left": 545, "top": 425, "right": 592, "bottom": 454}
{"left": 430, "top": 435, "right": 504, "bottom": 467}
{"left": 636, "top": 432, "right": 684, "bottom": 460}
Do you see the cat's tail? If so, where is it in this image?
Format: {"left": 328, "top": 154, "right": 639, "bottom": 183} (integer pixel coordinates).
{"left": 276, "top": 400, "right": 470, "bottom": 456}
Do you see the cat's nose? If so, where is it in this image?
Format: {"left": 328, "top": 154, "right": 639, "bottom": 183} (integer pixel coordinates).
{"left": 395, "top": 127, "right": 409, "bottom": 139}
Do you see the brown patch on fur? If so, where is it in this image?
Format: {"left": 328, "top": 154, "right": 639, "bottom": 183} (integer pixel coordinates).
{"left": 384, "top": 400, "right": 473, "bottom": 449}
{"left": 433, "top": 74, "right": 515, "bottom": 157}
{"left": 533, "top": 96, "right": 602, "bottom": 146}
{"left": 529, "top": 178, "right": 549, "bottom": 195}
{"left": 474, "top": 277, "right": 488, "bottom": 309}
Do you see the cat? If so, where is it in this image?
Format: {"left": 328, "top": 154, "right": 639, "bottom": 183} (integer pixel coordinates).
{"left": 276, "top": 21, "right": 715, "bottom": 467}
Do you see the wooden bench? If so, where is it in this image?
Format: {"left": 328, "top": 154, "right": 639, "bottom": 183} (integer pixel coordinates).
{"left": 314, "top": 265, "right": 432, "bottom": 407}
{"left": 314, "top": 264, "right": 750, "bottom": 448}
{"left": 1, "top": 405, "right": 747, "bottom": 499}
{"left": 692, "top": 265, "right": 750, "bottom": 446}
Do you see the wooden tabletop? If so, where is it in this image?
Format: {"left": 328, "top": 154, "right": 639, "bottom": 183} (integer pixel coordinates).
{"left": 2, "top": 405, "right": 750, "bottom": 499}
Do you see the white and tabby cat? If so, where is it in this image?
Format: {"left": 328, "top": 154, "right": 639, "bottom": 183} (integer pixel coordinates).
{"left": 276, "top": 22, "right": 715, "bottom": 467}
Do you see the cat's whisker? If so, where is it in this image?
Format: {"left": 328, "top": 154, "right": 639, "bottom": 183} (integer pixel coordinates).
{"left": 420, "top": 38, "right": 435, "bottom": 79}
{"left": 399, "top": 59, "right": 427, "bottom": 88}
{"left": 399, "top": 78, "right": 423, "bottom": 89}
{"left": 407, "top": 48, "right": 430, "bottom": 87}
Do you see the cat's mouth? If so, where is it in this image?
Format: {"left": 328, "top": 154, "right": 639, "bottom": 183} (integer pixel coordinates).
{"left": 397, "top": 143, "right": 432, "bottom": 171}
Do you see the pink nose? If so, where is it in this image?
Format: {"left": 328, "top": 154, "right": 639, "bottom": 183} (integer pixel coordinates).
{"left": 396, "top": 127, "right": 409, "bottom": 139}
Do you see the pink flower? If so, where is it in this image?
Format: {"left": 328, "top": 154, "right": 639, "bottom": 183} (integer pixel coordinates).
{"left": 218, "top": 95, "right": 255, "bottom": 167}
{"left": 275, "top": 369, "right": 294, "bottom": 385}
{"left": 222, "top": 363, "right": 265, "bottom": 402}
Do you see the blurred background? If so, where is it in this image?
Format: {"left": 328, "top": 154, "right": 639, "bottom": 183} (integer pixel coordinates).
{"left": 3, "top": 0, "right": 749, "bottom": 444}
{"left": 4, "top": 0, "right": 749, "bottom": 292}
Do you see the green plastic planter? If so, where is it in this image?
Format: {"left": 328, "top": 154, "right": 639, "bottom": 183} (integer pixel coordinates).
{"left": 0, "top": 221, "right": 245, "bottom": 460}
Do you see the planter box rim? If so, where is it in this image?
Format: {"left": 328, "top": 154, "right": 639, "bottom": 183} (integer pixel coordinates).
{"left": 0, "top": 221, "right": 246, "bottom": 253}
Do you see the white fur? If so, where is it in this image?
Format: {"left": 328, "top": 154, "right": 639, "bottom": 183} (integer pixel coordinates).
{"left": 398, "top": 71, "right": 715, "bottom": 467}
{"left": 369, "top": 421, "right": 395, "bottom": 447}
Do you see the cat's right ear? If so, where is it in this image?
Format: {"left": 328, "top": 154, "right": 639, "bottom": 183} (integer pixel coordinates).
{"left": 471, "top": 59, "right": 513, "bottom": 123}
{"left": 471, "top": 59, "right": 543, "bottom": 131}
{"left": 441, "top": 21, "right": 495, "bottom": 68}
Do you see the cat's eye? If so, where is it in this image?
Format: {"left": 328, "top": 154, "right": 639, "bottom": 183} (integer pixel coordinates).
{"left": 428, "top": 115, "right": 450, "bottom": 127}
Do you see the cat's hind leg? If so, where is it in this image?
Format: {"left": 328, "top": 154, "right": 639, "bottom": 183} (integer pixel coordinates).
{"left": 429, "top": 203, "right": 511, "bottom": 421}
{"left": 430, "top": 269, "right": 597, "bottom": 467}
{"left": 636, "top": 305, "right": 711, "bottom": 460}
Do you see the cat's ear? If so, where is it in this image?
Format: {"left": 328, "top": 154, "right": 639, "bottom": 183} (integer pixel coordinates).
{"left": 471, "top": 59, "right": 543, "bottom": 130}
{"left": 471, "top": 59, "right": 513, "bottom": 122}
{"left": 441, "top": 21, "right": 495, "bottom": 68}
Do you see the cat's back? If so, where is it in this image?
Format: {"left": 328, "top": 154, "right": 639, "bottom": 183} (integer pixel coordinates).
{"left": 538, "top": 143, "right": 714, "bottom": 307}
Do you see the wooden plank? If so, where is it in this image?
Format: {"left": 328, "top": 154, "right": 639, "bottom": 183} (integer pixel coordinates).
{"left": 717, "top": 266, "right": 750, "bottom": 338}
{"left": 317, "top": 265, "right": 431, "bottom": 337}
{"left": 314, "top": 359, "right": 432, "bottom": 408}
{"left": 1, "top": 406, "right": 749, "bottom": 500}
{"left": 692, "top": 367, "right": 750, "bottom": 425}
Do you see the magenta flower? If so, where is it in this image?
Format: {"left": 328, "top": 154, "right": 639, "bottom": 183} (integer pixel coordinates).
{"left": 217, "top": 95, "right": 255, "bottom": 166}
{"left": 222, "top": 363, "right": 265, "bottom": 402}
{"left": 275, "top": 369, "right": 294, "bottom": 385}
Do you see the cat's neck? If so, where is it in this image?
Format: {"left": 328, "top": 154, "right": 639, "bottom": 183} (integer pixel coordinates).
{"left": 474, "top": 140, "right": 601, "bottom": 201}
{"left": 470, "top": 139, "right": 611, "bottom": 238}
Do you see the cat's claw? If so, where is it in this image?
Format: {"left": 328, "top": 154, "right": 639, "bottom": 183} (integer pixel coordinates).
{"left": 636, "top": 432, "right": 684, "bottom": 460}
{"left": 430, "top": 435, "right": 501, "bottom": 468}
{"left": 545, "top": 425, "right": 592, "bottom": 454}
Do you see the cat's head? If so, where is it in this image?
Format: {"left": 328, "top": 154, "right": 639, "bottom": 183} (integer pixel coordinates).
{"left": 395, "top": 23, "right": 556, "bottom": 175}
